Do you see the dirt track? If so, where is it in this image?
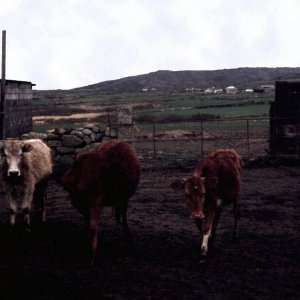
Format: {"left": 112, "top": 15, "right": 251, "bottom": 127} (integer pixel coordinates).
{"left": 0, "top": 163, "right": 299, "bottom": 299}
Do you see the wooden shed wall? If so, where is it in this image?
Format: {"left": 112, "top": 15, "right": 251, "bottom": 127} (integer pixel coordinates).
{"left": 269, "top": 81, "right": 300, "bottom": 155}
{"left": 4, "top": 81, "right": 33, "bottom": 138}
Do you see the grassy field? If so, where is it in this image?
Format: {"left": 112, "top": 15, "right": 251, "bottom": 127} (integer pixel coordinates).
{"left": 32, "top": 90, "right": 273, "bottom": 133}
{"left": 31, "top": 89, "right": 272, "bottom": 158}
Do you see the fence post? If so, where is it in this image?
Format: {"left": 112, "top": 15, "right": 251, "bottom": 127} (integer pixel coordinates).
{"left": 153, "top": 122, "right": 156, "bottom": 159}
{"left": 246, "top": 119, "right": 250, "bottom": 157}
{"left": 200, "top": 120, "right": 204, "bottom": 157}
{"left": 107, "top": 113, "right": 111, "bottom": 136}
{"left": 0, "top": 30, "right": 6, "bottom": 140}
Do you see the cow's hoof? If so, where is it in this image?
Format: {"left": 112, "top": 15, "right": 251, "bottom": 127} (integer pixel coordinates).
{"left": 89, "top": 258, "right": 95, "bottom": 267}
{"left": 200, "top": 255, "right": 206, "bottom": 264}
{"left": 200, "top": 251, "right": 207, "bottom": 264}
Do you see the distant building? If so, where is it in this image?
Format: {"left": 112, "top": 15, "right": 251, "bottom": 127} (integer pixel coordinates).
{"left": 204, "top": 88, "right": 214, "bottom": 94}
{"left": 214, "top": 88, "right": 223, "bottom": 94}
{"left": 186, "top": 87, "right": 204, "bottom": 93}
{"left": 225, "top": 86, "right": 238, "bottom": 94}
{"left": 245, "top": 89, "right": 253, "bottom": 93}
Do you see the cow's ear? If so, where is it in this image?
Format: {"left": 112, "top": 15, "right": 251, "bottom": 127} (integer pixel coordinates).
{"left": 22, "top": 144, "right": 33, "bottom": 153}
{"left": 171, "top": 180, "right": 185, "bottom": 192}
{"left": 206, "top": 177, "right": 218, "bottom": 189}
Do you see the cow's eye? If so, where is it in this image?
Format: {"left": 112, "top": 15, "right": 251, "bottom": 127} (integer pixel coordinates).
{"left": 1, "top": 153, "right": 7, "bottom": 157}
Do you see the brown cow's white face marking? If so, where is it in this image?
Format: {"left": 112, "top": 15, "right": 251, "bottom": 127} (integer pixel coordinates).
{"left": 0, "top": 142, "right": 33, "bottom": 177}
{"left": 5, "top": 147, "right": 22, "bottom": 176}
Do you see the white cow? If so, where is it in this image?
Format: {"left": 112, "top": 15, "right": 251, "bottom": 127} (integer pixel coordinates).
{"left": 0, "top": 139, "right": 52, "bottom": 231}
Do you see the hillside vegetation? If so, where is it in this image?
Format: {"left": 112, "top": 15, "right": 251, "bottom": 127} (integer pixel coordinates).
{"left": 73, "top": 67, "right": 300, "bottom": 92}
{"left": 32, "top": 67, "right": 300, "bottom": 131}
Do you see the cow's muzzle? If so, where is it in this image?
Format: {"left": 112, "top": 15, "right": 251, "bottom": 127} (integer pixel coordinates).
{"left": 8, "top": 170, "right": 21, "bottom": 177}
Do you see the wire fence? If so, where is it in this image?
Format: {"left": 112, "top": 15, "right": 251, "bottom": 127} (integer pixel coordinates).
{"left": 108, "top": 117, "right": 270, "bottom": 161}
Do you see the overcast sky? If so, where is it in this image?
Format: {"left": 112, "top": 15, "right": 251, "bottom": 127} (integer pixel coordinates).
{"left": 1, "top": 0, "right": 300, "bottom": 90}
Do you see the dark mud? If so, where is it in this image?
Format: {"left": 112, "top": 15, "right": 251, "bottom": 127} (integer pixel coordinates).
{"left": 0, "top": 163, "right": 299, "bottom": 299}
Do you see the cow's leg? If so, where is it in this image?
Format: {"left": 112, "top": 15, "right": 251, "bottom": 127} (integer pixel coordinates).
{"left": 233, "top": 197, "right": 240, "bottom": 239}
{"left": 34, "top": 179, "right": 48, "bottom": 223}
{"left": 115, "top": 208, "right": 121, "bottom": 224}
{"left": 40, "top": 179, "right": 50, "bottom": 223}
{"left": 22, "top": 190, "right": 33, "bottom": 232}
{"left": 115, "top": 202, "right": 130, "bottom": 238}
{"left": 88, "top": 198, "right": 101, "bottom": 265}
{"left": 121, "top": 204, "right": 130, "bottom": 237}
{"left": 200, "top": 210, "right": 216, "bottom": 263}
{"left": 22, "top": 207, "right": 31, "bottom": 232}
{"left": 209, "top": 200, "right": 223, "bottom": 247}
{"left": 41, "top": 194, "right": 47, "bottom": 223}
{"left": 8, "top": 195, "right": 17, "bottom": 227}
{"left": 121, "top": 210, "right": 132, "bottom": 241}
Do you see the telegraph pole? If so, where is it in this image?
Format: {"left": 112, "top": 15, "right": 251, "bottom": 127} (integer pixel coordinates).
{"left": 0, "top": 30, "right": 6, "bottom": 140}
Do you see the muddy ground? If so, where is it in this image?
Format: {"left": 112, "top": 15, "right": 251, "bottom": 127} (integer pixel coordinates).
{"left": 0, "top": 162, "right": 299, "bottom": 299}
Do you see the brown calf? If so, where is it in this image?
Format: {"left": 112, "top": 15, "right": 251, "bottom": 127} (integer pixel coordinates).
{"left": 171, "top": 149, "right": 242, "bottom": 262}
{"left": 0, "top": 139, "right": 52, "bottom": 231}
{"left": 61, "top": 140, "right": 140, "bottom": 264}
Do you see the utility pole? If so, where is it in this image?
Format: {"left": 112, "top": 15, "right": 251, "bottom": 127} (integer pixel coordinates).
{"left": 0, "top": 30, "right": 6, "bottom": 140}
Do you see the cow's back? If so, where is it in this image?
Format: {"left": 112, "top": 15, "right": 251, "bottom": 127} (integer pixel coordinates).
{"left": 62, "top": 140, "right": 140, "bottom": 210}
{"left": 25, "top": 139, "right": 52, "bottom": 181}
{"left": 194, "top": 149, "right": 242, "bottom": 204}
{"left": 94, "top": 140, "right": 140, "bottom": 201}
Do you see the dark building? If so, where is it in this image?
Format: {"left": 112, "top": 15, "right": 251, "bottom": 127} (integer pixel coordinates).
{"left": 0, "top": 79, "right": 34, "bottom": 138}
{"left": 269, "top": 80, "right": 300, "bottom": 156}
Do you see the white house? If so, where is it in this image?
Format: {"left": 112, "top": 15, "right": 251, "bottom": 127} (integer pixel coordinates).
{"left": 204, "top": 88, "right": 214, "bottom": 94}
{"left": 214, "top": 89, "right": 223, "bottom": 94}
{"left": 225, "top": 86, "right": 238, "bottom": 94}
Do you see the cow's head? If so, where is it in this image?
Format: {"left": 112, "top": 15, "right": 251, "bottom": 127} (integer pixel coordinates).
{"left": 171, "top": 175, "right": 218, "bottom": 220}
{"left": 0, "top": 141, "right": 33, "bottom": 177}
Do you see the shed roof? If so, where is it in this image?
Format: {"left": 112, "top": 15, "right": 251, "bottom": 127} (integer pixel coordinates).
{"left": 0, "top": 79, "right": 35, "bottom": 86}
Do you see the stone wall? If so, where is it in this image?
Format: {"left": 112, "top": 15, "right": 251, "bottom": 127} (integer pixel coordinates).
{"left": 22, "top": 125, "right": 105, "bottom": 170}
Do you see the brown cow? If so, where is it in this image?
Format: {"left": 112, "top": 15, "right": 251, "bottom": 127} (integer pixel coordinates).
{"left": 61, "top": 140, "right": 140, "bottom": 264}
{"left": 0, "top": 139, "right": 52, "bottom": 231}
{"left": 171, "top": 148, "right": 242, "bottom": 262}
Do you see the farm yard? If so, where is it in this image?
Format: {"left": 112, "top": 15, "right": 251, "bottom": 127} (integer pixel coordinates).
{"left": 0, "top": 89, "right": 299, "bottom": 299}
{"left": 0, "top": 160, "right": 299, "bottom": 299}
